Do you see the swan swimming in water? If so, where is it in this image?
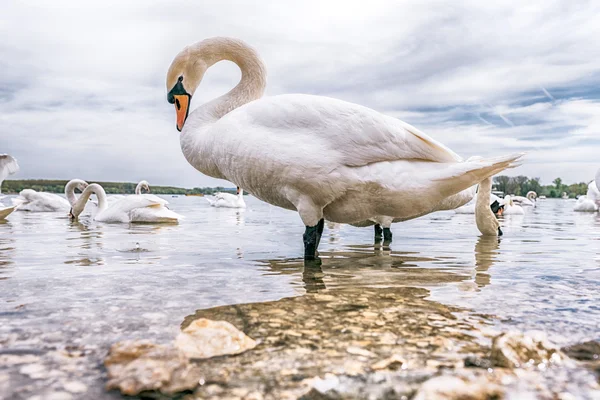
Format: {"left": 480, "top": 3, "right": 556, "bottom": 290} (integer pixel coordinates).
{"left": 0, "top": 154, "right": 19, "bottom": 197}
{"left": 13, "top": 179, "right": 88, "bottom": 212}
{"left": 501, "top": 195, "right": 525, "bottom": 215}
{"left": 70, "top": 183, "right": 182, "bottom": 223}
{"left": 166, "top": 37, "right": 524, "bottom": 258}
{"left": 206, "top": 186, "right": 246, "bottom": 208}
{"left": 573, "top": 181, "right": 600, "bottom": 212}
{"left": 512, "top": 191, "right": 537, "bottom": 207}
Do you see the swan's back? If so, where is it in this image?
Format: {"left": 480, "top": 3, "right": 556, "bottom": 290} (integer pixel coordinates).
{"left": 213, "top": 94, "right": 462, "bottom": 168}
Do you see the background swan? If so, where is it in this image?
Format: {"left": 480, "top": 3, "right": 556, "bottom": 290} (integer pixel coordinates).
{"left": 206, "top": 186, "right": 246, "bottom": 208}
{"left": 106, "top": 180, "right": 152, "bottom": 204}
{"left": 476, "top": 176, "right": 502, "bottom": 236}
{"left": 71, "top": 183, "right": 182, "bottom": 223}
{"left": 502, "top": 195, "right": 525, "bottom": 215}
{"left": 573, "top": 181, "right": 600, "bottom": 212}
{"left": 573, "top": 195, "right": 598, "bottom": 212}
{"left": 512, "top": 191, "right": 537, "bottom": 207}
{"left": 166, "top": 37, "right": 524, "bottom": 258}
{"left": 13, "top": 179, "right": 88, "bottom": 212}
{"left": 0, "top": 154, "right": 19, "bottom": 197}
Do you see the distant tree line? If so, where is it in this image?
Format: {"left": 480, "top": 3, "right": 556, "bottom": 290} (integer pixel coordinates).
{"left": 493, "top": 176, "right": 590, "bottom": 198}
{"left": 1, "top": 180, "right": 237, "bottom": 196}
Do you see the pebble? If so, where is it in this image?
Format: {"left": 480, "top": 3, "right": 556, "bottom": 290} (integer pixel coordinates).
{"left": 63, "top": 381, "right": 87, "bottom": 393}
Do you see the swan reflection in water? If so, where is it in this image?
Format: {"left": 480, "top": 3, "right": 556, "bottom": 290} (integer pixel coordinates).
{"left": 474, "top": 236, "right": 501, "bottom": 288}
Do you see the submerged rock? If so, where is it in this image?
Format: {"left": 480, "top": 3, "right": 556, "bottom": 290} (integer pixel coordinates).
{"left": 491, "top": 331, "right": 563, "bottom": 368}
{"left": 104, "top": 319, "right": 258, "bottom": 396}
{"left": 413, "top": 375, "right": 504, "bottom": 400}
{"left": 104, "top": 340, "right": 201, "bottom": 395}
{"left": 175, "top": 318, "right": 257, "bottom": 359}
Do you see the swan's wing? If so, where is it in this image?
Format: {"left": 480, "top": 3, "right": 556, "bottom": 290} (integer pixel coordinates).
{"left": 139, "top": 193, "right": 169, "bottom": 205}
{"left": 0, "top": 154, "right": 19, "bottom": 182}
{"left": 129, "top": 206, "right": 182, "bottom": 223}
{"left": 218, "top": 94, "right": 462, "bottom": 168}
{"left": 98, "top": 196, "right": 167, "bottom": 222}
{"left": 213, "top": 192, "right": 236, "bottom": 201}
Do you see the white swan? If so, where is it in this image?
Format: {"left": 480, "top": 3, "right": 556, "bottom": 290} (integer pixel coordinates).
{"left": 206, "top": 186, "right": 246, "bottom": 208}
{"left": 596, "top": 168, "right": 600, "bottom": 192}
{"left": 476, "top": 176, "right": 502, "bottom": 236}
{"left": 106, "top": 180, "right": 152, "bottom": 203}
{"left": 166, "top": 37, "right": 523, "bottom": 258}
{"left": 13, "top": 179, "right": 88, "bottom": 212}
{"left": 502, "top": 195, "right": 525, "bottom": 215}
{"left": 512, "top": 191, "right": 537, "bottom": 207}
{"left": 71, "top": 183, "right": 183, "bottom": 223}
{"left": 0, "top": 154, "right": 19, "bottom": 196}
{"left": 573, "top": 181, "right": 600, "bottom": 212}
{"left": 573, "top": 195, "right": 598, "bottom": 212}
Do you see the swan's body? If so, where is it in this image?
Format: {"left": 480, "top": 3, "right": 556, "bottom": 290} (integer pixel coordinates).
{"left": 71, "top": 183, "right": 182, "bottom": 223}
{"left": 12, "top": 179, "right": 88, "bottom": 213}
{"left": 167, "top": 37, "right": 523, "bottom": 257}
{"left": 512, "top": 191, "right": 537, "bottom": 207}
{"left": 206, "top": 187, "right": 246, "bottom": 208}
{"left": 502, "top": 195, "right": 525, "bottom": 215}
{"left": 0, "top": 154, "right": 19, "bottom": 196}
{"left": 476, "top": 177, "right": 501, "bottom": 236}
{"left": 0, "top": 205, "right": 16, "bottom": 220}
{"left": 13, "top": 190, "right": 71, "bottom": 212}
{"left": 573, "top": 195, "right": 598, "bottom": 212}
{"left": 573, "top": 181, "right": 600, "bottom": 212}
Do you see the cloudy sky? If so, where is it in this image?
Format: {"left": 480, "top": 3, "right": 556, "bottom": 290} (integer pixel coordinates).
{"left": 1, "top": 0, "right": 599, "bottom": 188}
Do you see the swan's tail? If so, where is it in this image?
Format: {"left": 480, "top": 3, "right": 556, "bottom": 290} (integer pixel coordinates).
{"left": 0, "top": 205, "right": 17, "bottom": 219}
{"left": 205, "top": 197, "right": 215, "bottom": 206}
{"left": 433, "top": 153, "right": 525, "bottom": 199}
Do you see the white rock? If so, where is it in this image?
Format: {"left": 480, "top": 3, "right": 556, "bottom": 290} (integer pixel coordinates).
{"left": 175, "top": 318, "right": 257, "bottom": 359}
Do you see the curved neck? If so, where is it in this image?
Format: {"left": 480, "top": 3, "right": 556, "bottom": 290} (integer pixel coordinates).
{"left": 596, "top": 169, "right": 600, "bottom": 192}
{"left": 135, "top": 181, "right": 148, "bottom": 195}
{"left": 189, "top": 38, "right": 267, "bottom": 124}
{"left": 72, "top": 183, "right": 107, "bottom": 218}
{"left": 477, "top": 177, "right": 492, "bottom": 210}
{"left": 65, "top": 180, "right": 84, "bottom": 206}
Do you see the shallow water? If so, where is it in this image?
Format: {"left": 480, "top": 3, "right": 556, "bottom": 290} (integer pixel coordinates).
{"left": 0, "top": 195, "right": 599, "bottom": 398}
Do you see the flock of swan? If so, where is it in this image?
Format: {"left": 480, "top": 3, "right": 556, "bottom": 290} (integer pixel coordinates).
{"left": 2, "top": 37, "right": 600, "bottom": 259}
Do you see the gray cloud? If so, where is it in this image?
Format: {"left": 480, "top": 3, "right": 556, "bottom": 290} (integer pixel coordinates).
{"left": 1, "top": 0, "right": 599, "bottom": 187}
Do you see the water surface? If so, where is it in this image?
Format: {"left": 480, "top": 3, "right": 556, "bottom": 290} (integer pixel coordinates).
{"left": 0, "top": 196, "right": 598, "bottom": 398}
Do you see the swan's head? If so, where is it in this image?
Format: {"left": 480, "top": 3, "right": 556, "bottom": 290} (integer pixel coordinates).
{"left": 166, "top": 46, "right": 208, "bottom": 132}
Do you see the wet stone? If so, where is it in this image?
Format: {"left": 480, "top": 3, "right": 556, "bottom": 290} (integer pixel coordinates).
{"left": 491, "top": 331, "right": 563, "bottom": 368}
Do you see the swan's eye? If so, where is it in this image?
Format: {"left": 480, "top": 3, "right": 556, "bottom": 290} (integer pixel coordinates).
{"left": 178, "top": 76, "right": 183, "bottom": 82}
{"left": 175, "top": 98, "right": 181, "bottom": 110}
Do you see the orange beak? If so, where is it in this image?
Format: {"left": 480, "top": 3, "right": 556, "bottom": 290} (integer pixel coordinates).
{"left": 174, "top": 95, "right": 190, "bottom": 131}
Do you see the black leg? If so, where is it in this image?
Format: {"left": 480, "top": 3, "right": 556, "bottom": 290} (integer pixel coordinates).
{"left": 374, "top": 224, "right": 383, "bottom": 240}
{"left": 498, "top": 227, "right": 503, "bottom": 236}
{"left": 315, "top": 219, "right": 325, "bottom": 250}
{"left": 383, "top": 227, "right": 393, "bottom": 242}
{"left": 303, "top": 220, "right": 323, "bottom": 260}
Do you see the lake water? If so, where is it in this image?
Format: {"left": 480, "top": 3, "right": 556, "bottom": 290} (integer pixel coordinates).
{"left": 0, "top": 195, "right": 599, "bottom": 399}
